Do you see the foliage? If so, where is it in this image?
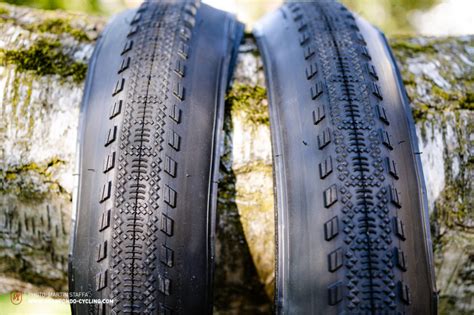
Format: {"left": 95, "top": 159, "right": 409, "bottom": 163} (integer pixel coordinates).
{"left": 342, "top": 0, "right": 440, "bottom": 34}
{"left": 0, "top": 0, "right": 102, "bottom": 13}
{"left": 1, "top": 0, "right": 443, "bottom": 34}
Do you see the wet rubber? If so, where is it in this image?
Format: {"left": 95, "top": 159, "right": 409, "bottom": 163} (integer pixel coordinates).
{"left": 254, "top": 1, "right": 437, "bottom": 314}
{"left": 69, "top": 1, "right": 243, "bottom": 314}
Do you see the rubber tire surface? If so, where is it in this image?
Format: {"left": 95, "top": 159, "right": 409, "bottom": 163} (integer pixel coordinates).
{"left": 69, "top": 1, "right": 243, "bottom": 314}
{"left": 255, "top": 1, "right": 437, "bottom": 314}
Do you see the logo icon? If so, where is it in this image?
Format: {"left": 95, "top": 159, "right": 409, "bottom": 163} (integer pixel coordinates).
{"left": 10, "top": 291, "right": 23, "bottom": 305}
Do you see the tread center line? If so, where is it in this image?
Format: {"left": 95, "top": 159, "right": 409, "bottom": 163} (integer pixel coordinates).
{"left": 129, "top": 5, "right": 163, "bottom": 310}
{"left": 318, "top": 4, "right": 376, "bottom": 313}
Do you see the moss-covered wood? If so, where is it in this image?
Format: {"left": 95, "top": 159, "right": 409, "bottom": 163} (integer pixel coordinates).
{"left": 390, "top": 35, "right": 474, "bottom": 314}
{"left": 0, "top": 3, "right": 472, "bottom": 314}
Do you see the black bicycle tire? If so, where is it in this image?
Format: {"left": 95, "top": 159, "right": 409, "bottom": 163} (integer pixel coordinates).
{"left": 69, "top": 1, "right": 243, "bottom": 313}
{"left": 255, "top": 1, "right": 437, "bottom": 314}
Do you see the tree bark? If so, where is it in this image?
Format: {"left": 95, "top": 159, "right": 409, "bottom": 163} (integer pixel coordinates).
{"left": 0, "top": 3, "right": 472, "bottom": 314}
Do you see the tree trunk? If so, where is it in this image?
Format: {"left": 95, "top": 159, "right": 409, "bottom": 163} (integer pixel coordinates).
{"left": 0, "top": 3, "right": 472, "bottom": 314}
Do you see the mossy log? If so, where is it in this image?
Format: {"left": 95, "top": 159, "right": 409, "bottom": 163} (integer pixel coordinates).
{"left": 0, "top": 4, "right": 472, "bottom": 314}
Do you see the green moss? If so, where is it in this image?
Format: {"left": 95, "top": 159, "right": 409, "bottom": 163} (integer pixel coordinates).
{"left": 0, "top": 6, "right": 10, "bottom": 15}
{"left": 0, "top": 38, "right": 87, "bottom": 82}
{"left": 432, "top": 85, "right": 454, "bottom": 101}
{"left": 5, "top": 173, "right": 17, "bottom": 181}
{"left": 402, "top": 71, "right": 416, "bottom": 86}
{"left": 459, "top": 92, "right": 474, "bottom": 110}
{"left": 431, "top": 112, "right": 473, "bottom": 232}
{"left": 33, "top": 18, "right": 90, "bottom": 41}
{"left": 433, "top": 180, "right": 471, "bottom": 227}
{"left": 226, "top": 84, "right": 269, "bottom": 126}
{"left": 410, "top": 84, "right": 473, "bottom": 124}
{"left": 430, "top": 86, "right": 474, "bottom": 111}
{"left": 0, "top": 5, "right": 93, "bottom": 41}
{"left": 11, "top": 71, "right": 20, "bottom": 125}
{"left": 0, "top": 5, "right": 13, "bottom": 24}
{"left": 411, "top": 102, "right": 431, "bottom": 123}
{"left": 0, "top": 158, "right": 68, "bottom": 202}
{"left": 390, "top": 39, "right": 437, "bottom": 56}
{"left": 24, "top": 76, "right": 34, "bottom": 135}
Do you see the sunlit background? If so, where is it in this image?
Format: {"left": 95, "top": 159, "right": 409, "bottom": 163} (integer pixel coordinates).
{"left": 1, "top": 0, "right": 473, "bottom": 35}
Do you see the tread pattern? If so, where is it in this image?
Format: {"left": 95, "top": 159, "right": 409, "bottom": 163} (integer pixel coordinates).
{"left": 94, "top": 1, "right": 200, "bottom": 313}
{"left": 71, "top": 2, "right": 243, "bottom": 314}
{"left": 286, "top": 1, "right": 408, "bottom": 312}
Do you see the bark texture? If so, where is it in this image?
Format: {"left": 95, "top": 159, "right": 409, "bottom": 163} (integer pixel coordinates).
{"left": 0, "top": 3, "right": 472, "bottom": 314}
{"left": 0, "top": 3, "right": 102, "bottom": 295}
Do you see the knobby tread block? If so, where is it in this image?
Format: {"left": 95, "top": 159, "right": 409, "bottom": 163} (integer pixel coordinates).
{"left": 70, "top": 2, "right": 243, "bottom": 314}
{"left": 256, "top": 0, "right": 436, "bottom": 314}
{"left": 324, "top": 216, "right": 339, "bottom": 241}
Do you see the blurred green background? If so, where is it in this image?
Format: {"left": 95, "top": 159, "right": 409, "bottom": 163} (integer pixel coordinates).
{"left": 1, "top": 0, "right": 473, "bottom": 35}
